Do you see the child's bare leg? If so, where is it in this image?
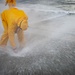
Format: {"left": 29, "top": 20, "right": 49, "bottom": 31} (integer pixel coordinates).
{"left": 17, "top": 29, "right": 25, "bottom": 48}
{"left": 8, "top": 29, "right": 16, "bottom": 50}
{"left": 0, "top": 32, "right": 8, "bottom": 48}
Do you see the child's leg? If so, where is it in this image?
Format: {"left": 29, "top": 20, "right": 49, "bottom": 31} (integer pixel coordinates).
{"left": 0, "top": 31, "right": 8, "bottom": 46}
{"left": 17, "top": 29, "right": 25, "bottom": 47}
{"left": 0, "top": 15, "right": 8, "bottom": 46}
{"left": 8, "top": 27, "right": 16, "bottom": 49}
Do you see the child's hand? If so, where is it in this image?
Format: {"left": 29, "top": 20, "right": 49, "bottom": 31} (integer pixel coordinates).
{"left": 16, "top": 27, "right": 22, "bottom": 33}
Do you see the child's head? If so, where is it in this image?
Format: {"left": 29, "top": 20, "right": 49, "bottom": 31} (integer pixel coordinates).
{"left": 5, "top": 0, "right": 16, "bottom": 6}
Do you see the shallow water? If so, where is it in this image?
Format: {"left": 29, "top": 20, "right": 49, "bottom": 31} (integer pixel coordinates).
{"left": 0, "top": 1, "right": 75, "bottom": 75}
{"left": 0, "top": 3, "right": 75, "bottom": 57}
{"left": 0, "top": 3, "right": 68, "bottom": 57}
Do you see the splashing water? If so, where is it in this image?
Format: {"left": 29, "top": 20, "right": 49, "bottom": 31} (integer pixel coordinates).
{"left": 0, "top": 3, "right": 75, "bottom": 57}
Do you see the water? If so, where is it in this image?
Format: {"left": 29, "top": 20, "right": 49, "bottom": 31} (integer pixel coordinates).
{"left": 0, "top": 1, "right": 75, "bottom": 75}
{"left": 0, "top": 3, "right": 68, "bottom": 56}
{"left": 0, "top": 0, "right": 75, "bottom": 57}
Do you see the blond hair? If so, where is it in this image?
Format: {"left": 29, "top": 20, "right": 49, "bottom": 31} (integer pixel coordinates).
{"left": 5, "top": 0, "right": 16, "bottom": 6}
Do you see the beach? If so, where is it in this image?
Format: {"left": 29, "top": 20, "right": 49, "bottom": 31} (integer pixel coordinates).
{"left": 0, "top": 2, "right": 75, "bottom": 75}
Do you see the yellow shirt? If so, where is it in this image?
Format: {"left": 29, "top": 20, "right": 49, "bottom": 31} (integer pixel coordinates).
{"left": 1, "top": 8, "right": 28, "bottom": 28}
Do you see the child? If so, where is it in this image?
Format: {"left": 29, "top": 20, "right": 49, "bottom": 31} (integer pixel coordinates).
{"left": 0, "top": 0, "right": 28, "bottom": 50}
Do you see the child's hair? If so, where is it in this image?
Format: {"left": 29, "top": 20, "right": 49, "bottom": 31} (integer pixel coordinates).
{"left": 5, "top": 0, "right": 16, "bottom": 6}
